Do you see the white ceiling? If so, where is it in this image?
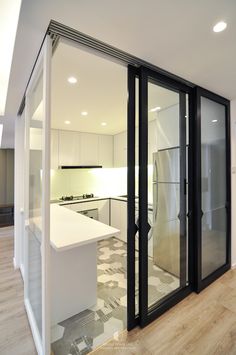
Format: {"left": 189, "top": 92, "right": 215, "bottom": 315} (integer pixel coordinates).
{"left": 51, "top": 40, "right": 179, "bottom": 135}
{"left": 2, "top": 0, "right": 236, "bottom": 144}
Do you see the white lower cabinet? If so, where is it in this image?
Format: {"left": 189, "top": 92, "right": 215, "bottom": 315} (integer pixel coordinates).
{"left": 67, "top": 200, "right": 109, "bottom": 224}
{"left": 110, "top": 199, "right": 127, "bottom": 243}
{"left": 97, "top": 200, "right": 109, "bottom": 224}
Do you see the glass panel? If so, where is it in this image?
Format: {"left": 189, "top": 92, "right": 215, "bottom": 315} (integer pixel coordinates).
{"left": 201, "top": 97, "right": 227, "bottom": 279}
{"left": 147, "top": 80, "right": 187, "bottom": 309}
{"left": 27, "top": 71, "right": 43, "bottom": 336}
{"left": 50, "top": 41, "right": 128, "bottom": 354}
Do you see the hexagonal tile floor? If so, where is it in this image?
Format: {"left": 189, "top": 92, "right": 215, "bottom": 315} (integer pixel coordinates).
{"left": 51, "top": 237, "right": 179, "bottom": 355}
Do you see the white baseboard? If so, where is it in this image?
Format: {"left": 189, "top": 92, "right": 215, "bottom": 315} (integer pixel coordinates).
{"left": 25, "top": 298, "right": 43, "bottom": 355}
{"left": 231, "top": 263, "right": 236, "bottom": 269}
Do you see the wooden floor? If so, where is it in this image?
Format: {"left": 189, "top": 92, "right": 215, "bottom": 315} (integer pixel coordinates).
{"left": 0, "top": 236, "right": 36, "bottom": 355}
{"left": 92, "top": 269, "right": 236, "bottom": 355}
{"left": 1, "top": 235, "right": 236, "bottom": 355}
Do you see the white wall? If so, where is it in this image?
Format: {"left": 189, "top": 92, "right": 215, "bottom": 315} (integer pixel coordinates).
{"left": 231, "top": 99, "right": 236, "bottom": 267}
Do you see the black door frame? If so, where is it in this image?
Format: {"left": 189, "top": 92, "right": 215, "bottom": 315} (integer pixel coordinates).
{"left": 193, "top": 87, "right": 231, "bottom": 293}
{"left": 127, "top": 65, "right": 196, "bottom": 329}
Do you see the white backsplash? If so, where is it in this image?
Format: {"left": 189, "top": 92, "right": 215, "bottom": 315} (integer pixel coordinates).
{"left": 50, "top": 167, "right": 128, "bottom": 199}
{"left": 51, "top": 165, "right": 154, "bottom": 204}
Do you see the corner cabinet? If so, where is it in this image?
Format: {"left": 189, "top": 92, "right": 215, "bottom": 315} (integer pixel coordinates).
{"left": 51, "top": 129, "right": 113, "bottom": 168}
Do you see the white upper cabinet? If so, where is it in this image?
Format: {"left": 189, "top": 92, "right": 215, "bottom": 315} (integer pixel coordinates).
{"left": 55, "top": 130, "right": 114, "bottom": 168}
{"left": 114, "top": 131, "right": 127, "bottom": 167}
{"left": 58, "top": 130, "right": 80, "bottom": 166}
{"left": 98, "top": 135, "right": 113, "bottom": 168}
{"left": 80, "top": 133, "right": 99, "bottom": 166}
{"left": 51, "top": 129, "right": 59, "bottom": 169}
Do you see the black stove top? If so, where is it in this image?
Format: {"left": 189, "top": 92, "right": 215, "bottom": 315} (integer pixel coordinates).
{"left": 59, "top": 193, "right": 95, "bottom": 202}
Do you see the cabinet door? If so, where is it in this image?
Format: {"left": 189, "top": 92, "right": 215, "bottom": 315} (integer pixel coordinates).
{"left": 119, "top": 201, "right": 127, "bottom": 243}
{"left": 110, "top": 199, "right": 121, "bottom": 230}
{"left": 51, "top": 129, "right": 59, "bottom": 169}
{"left": 114, "top": 131, "right": 127, "bottom": 167}
{"left": 97, "top": 200, "right": 109, "bottom": 224}
{"left": 98, "top": 135, "right": 113, "bottom": 167}
{"left": 69, "top": 202, "right": 91, "bottom": 212}
{"left": 58, "top": 130, "right": 80, "bottom": 166}
{"left": 80, "top": 133, "right": 99, "bottom": 166}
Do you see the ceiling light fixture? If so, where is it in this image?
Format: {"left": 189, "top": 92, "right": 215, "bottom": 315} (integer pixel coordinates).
{"left": 212, "top": 119, "right": 218, "bottom": 123}
{"left": 67, "top": 76, "right": 77, "bottom": 84}
{"left": 213, "top": 21, "right": 227, "bottom": 33}
{"left": 81, "top": 111, "right": 88, "bottom": 116}
{"left": 0, "top": 0, "right": 22, "bottom": 116}
{"left": 149, "top": 106, "right": 161, "bottom": 112}
{"left": 0, "top": 124, "right": 3, "bottom": 147}
{"left": 64, "top": 120, "right": 71, "bottom": 124}
{"left": 101, "top": 122, "right": 107, "bottom": 126}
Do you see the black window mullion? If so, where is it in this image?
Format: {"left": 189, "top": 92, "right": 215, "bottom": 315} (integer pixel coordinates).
{"left": 139, "top": 67, "right": 148, "bottom": 326}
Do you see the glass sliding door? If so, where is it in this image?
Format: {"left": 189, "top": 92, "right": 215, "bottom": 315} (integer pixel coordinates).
{"left": 24, "top": 36, "right": 51, "bottom": 355}
{"left": 195, "top": 88, "right": 231, "bottom": 292}
{"left": 138, "top": 67, "right": 192, "bottom": 326}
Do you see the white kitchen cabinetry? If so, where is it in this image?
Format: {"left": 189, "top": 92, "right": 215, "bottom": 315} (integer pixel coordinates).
{"left": 68, "top": 199, "right": 109, "bottom": 225}
{"left": 51, "top": 129, "right": 59, "bottom": 169}
{"left": 114, "top": 131, "right": 127, "bottom": 167}
{"left": 98, "top": 135, "right": 113, "bottom": 168}
{"left": 110, "top": 199, "right": 127, "bottom": 243}
{"left": 54, "top": 130, "right": 114, "bottom": 168}
{"left": 58, "top": 130, "right": 80, "bottom": 166}
{"left": 80, "top": 133, "right": 99, "bottom": 166}
{"left": 97, "top": 200, "right": 109, "bottom": 224}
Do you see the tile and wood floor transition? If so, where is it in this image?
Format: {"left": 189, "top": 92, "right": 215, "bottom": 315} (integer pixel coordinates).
{"left": 1, "top": 234, "right": 236, "bottom": 354}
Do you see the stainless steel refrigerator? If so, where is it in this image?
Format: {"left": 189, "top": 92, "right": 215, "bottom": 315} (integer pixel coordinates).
{"left": 153, "top": 147, "right": 180, "bottom": 277}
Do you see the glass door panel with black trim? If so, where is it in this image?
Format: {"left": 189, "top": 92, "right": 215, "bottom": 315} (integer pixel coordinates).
{"left": 148, "top": 80, "right": 188, "bottom": 309}
{"left": 199, "top": 95, "right": 229, "bottom": 283}
{"left": 138, "top": 69, "right": 189, "bottom": 324}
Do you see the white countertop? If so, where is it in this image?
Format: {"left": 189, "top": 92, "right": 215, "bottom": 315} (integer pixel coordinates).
{"left": 51, "top": 204, "right": 120, "bottom": 251}
{"left": 51, "top": 195, "right": 128, "bottom": 205}
{"left": 31, "top": 204, "right": 120, "bottom": 252}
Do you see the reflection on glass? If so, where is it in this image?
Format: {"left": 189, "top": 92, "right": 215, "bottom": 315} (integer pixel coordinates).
{"left": 201, "top": 97, "right": 227, "bottom": 279}
{"left": 147, "top": 81, "right": 188, "bottom": 309}
{"left": 28, "top": 72, "right": 43, "bottom": 336}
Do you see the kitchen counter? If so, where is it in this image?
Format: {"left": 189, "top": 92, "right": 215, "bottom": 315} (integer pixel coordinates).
{"left": 29, "top": 203, "right": 120, "bottom": 325}
{"left": 50, "top": 195, "right": 130, "bottom": 205}
{"left": 50, "top": 204, "right": 120, "bottom": 251}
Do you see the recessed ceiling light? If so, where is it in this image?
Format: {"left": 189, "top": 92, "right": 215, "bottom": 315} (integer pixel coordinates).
{"left": 149, "top": 106, "right": 161, "bottom": 112}
{"left": 212, "top": 119, "right": 218, "bottom": 123}
{"left": 67, "top": 76, "right": 77, "bottom": 84}
{"left": 64, "top": 120, "right": 71, "bottom": 124}
{"left": 101, "top": 122, "right": 107, "bottom": 126}
{"left": 213, "top": 21, "right": 227, "bottom": 33}
{"left": 81, "top": 111, "right": 88, "bottom": 116}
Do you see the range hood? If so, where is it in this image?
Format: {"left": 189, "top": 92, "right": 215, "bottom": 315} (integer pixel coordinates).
{"left": 59, "top": 165, "right": 102, "bottom": 169}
